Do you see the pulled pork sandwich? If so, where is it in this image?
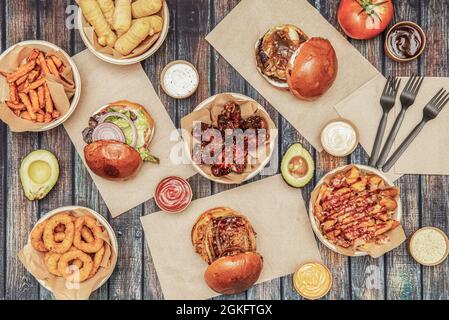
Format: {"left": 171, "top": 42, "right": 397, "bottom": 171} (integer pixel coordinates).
{"left": 191, "top": 207, "right": 263, "bottom": 295}
{"left": 256, "top": 24, "right": 308, "bottom": 89}
{"left": 82, "top": 100, "right": 159, "bottom": 181}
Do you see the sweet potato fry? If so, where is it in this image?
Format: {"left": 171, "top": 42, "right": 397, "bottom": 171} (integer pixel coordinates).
{"left": 37, "top": 108, "right": 45, "bottom": 115}
{"left": 19, "top": 92, "right": 36, "bottom": 120}
{"left": 51, "top": 110, "right": 60, "bottom": 119}
{"left": 24, "top": 77, "right": 46, "bottom": 92}
{"left": 20, "top": 111, "right": 32, "bottom": 120}
{"left": 36, "top": 113, "right": 44, "bottom": 123}
{"left": 27, "top": 70, "right": 40, "bottom": 82}
{"left": 46, "top": 58, "right": 61, "bottom": 80}
{"left": 8, "top": 82, "right": 19, "bottom": 103}
{"left": 44, "top": 113, "right": 53, "bottom": 123}
{"left": 27, "top": 49, "right": 40, "bottom": 61}
{"left": 15, "top": 74, "right": 28, "bottom": 86}
{"left": 50, "top": 55, "right": 63, "bottom": 69}
{"left": 44, "top": 84, "right": 53, "bottom": 114}
{"left": 37, "top": 86, "right": 45, "bottom": 109}
{"left": 6, "top": 101, "right": 25, "bottom": 110}
{"left": 6, "top": 60, "right": 36, "bottom": 83}
{"left": 37, "top": 52, "right": 50, "bottom": 75}
{"left": 13, "top": 109, "right": 21, "bottom": 117}
{"left": 29, "top": 89, "right": 40, "bottom": 112}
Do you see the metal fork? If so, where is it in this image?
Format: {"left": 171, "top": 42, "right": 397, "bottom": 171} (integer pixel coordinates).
{"left": 368, "top": 76, "right": 401, "bottom": 167}
{"left": 376, "top": 75, "right": 424, "bottom": 168}
{"left": 382, "top": 88, "right": 449, "bottom": 172}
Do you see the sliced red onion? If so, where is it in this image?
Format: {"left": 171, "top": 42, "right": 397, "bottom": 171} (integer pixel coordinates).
{"left": 98, "top": 112, "right": 137, "bottom": 148}
{"left": 92, "top": 122, "right": 126, "bottom": 144}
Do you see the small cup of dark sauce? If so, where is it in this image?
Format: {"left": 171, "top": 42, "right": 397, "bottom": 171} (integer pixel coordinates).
{"left": 385, "top": 21, "right": 426, "bottom": 62}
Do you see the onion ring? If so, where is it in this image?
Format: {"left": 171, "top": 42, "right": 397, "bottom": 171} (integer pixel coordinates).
{"left": 44, "top": 252, "right": 62, "bottom": 276}
{"left": 73, "top": 216, "right": 104, "bottom": 253}
{"left": 89, "top": 245, "right": 106, "bottom": 278}
{"left": 43, "top": 214, "right": 75, "bottom": 253}
{"left": 81, "top": 226, "right": 95, "bottom": 243}
{"left": 31, "top": 222, "right": 48, "bottom": 252}
{"left": 57, "top": 249, "right": 93, "bottom": 283}
{"left": 98, "top": 112, "right": 137, "bottom": 148}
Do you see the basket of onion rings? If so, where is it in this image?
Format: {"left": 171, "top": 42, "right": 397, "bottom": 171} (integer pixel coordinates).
{"left": 18, "top": 206, "right": 118, "bottom": 300}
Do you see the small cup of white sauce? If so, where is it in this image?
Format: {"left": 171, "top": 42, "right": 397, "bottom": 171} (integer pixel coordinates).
{"left": 320, "top": 119, "right": 359, "bottom": 157}
{"left": 160, "top": 60, "right": 199, "bottom": 99}
{"left": 409, "top": 227, "right": 449, "bottom": 266}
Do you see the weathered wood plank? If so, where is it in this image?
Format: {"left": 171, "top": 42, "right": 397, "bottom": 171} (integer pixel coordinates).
{"left": 70, "top": 0, "right": 110, "bottom": 300}
{"left": 4, "top": 0, "right": 40, "bottom": 300}
{"left": 384, "top": 0, "right": 421, "bottom": 300}
{"left": 0, "top": 0, "right": 6, "bottom": 300}
{"left": 36, "top": 0, "right": 73, "bottom": 300}
{"left": 141, "top": 0, "right": 178, "bottom": 301}
{"left": 420, "top": 0, "right": 449, "bottom": 300}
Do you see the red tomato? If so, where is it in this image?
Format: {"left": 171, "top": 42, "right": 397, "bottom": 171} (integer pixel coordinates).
{"left": 338, "top": 0, "right": 394, "bottom": 39}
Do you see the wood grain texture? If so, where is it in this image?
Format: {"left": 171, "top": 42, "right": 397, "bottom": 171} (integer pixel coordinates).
{"left": 4, "top": 0, "right": 39, "bottom": 300}
{"left": 420, "top": 0, "right": 449, "bottom": 300}
{"left": 0, "top": 0, "right": 6, "bottom": 300}
{"left": 1, "top": 0, "right": 449, "bottom": 300}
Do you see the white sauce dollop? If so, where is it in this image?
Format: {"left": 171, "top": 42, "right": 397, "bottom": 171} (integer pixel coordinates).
{"left": 321, "top": 120, "right": 358, "bottom": 157}
{"left": 410, "top": 228, "right": 448, "bottom": 265}
{"left": 162, "top": 62, "right": 199, "bottom": 99}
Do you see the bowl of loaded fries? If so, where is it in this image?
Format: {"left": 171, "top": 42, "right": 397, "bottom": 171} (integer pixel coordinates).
{"left": 309, "top": 165, "right": 403, "bottom": 256}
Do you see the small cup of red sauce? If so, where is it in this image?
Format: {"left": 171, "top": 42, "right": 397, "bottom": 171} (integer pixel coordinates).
{"left": 155, "top": 176, "right": 193, "bottom": 214}
{"left": 385, "top": 21, "right": 426, "bottom": 62}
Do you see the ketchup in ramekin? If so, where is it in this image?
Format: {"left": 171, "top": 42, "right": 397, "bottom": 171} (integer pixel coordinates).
{"left": 155, "top": 176, "right": 193, "bottom": 213}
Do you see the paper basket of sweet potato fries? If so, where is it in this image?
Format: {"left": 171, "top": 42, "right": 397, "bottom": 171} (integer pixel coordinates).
{"left": 309, "top": 164, "right": 406, "bottom": 258}
{"left": 0, "top": 40, "right": 81, "bottom": 132}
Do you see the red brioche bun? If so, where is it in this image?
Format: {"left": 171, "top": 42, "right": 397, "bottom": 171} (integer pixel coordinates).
{"left": 286, "top": 37, "right": 338, "bottom": 100}
{"left": 84, "top": 140, "right": 142, "bottom": 181}
{"left": 204, "top": 252, "right": 263, "bottom": 295}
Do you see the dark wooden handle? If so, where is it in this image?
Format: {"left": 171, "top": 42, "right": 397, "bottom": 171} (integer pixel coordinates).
{"left": 368, "top": 112, "right": 388, "bottom": 167}
{"left": 382, "top": 120, "right": 427, "bottom": 172}
{"left": 376, "top": 108, "right": 407, "bottom": 168}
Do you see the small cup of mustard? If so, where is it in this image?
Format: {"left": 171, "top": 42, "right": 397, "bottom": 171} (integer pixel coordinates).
{"left": 385, "top": 21, "right": 426, "bottom": 62}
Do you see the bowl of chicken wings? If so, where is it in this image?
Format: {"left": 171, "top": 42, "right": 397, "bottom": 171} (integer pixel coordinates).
{"left": 180, "top": 93, "right": 277, "bottom": 184}
{"left": 309, "top": 165, "right": 402, "bottom": 256}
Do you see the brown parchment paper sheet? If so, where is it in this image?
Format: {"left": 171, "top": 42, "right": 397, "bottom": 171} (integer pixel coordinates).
{"left": 140, "top": 174, "right": 322, "bottom": 300}
{"left": 181, "top": 93, "right": 278, "bottom": 184}
{"left": 0, "top": 44, "right": 75, "bottom": 131}
{"left": 18, "top": 208, "right": 116, "bottom": 300}
{"left": 310, "top": 164, "right": 406, "bottom": 258}
{"left": 77, "top": 0, "right": 164, "bottom": 59}
{"left": 206, "top": 0, "right": 380, "bottom": 151}
{"left": 336, "top": 76, "right": 449, "bottom": 176}
{"left": 63, "top": 50, "right": 195, "bottom": 217}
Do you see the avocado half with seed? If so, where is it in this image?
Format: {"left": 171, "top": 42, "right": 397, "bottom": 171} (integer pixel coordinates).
{"left": 281, "top": 143, "right": 314, "bottom": 188}
{"left": 19, "top": 150, "right": 59, "bottom": 201}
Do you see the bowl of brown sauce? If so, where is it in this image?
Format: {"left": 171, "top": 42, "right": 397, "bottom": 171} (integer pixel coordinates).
{"left": 385, "top": 21, "right": 426, "bottom": 62}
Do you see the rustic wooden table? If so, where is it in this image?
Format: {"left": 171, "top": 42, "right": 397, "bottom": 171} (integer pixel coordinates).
{"left": 0, "top": 0, "right": 448, "bottom": 300}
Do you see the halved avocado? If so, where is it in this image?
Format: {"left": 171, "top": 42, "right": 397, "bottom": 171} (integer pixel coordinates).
{"left": 281, "top": 143, "right": 314, "bottom": 188}
{"left": 19, "top": 150, "right": 59, "bottom": 201}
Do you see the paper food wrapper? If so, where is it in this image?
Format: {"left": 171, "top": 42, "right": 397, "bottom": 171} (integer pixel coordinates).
{"left": 77, "top": 0, "right": 164, "bottom": 59}
{"left": 206, "top": 0, "right": 380, "bottom": 150}
{"left": 336, "top": 76, "right": 449, "bottom": 176}
{"left": 63, "top": 50, "right": 195, "bottom": 217}
{"left": 141, "top": 174, "right": 322, "bottom": 300}
{"left": 18, "top": 208, "right": 117, "bottom": 300}
{"left": 181, "top": 93, "right": 278, "bottom": 184}
{"left": 310, "top": 164, "right": 406, "bottom": 258}
{"left": 0, "top": 44, "right": 75, "bottom": 132}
